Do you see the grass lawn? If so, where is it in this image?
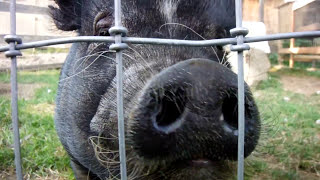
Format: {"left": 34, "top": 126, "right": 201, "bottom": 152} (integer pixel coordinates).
{"left": 245, "top": 68, "right": 320, "bottom": 179}
{"left": 0, "top": 70, "right": 73, "bottom": 179}
{"left": 0, "top": 67, "right": 319, "bottom": 179}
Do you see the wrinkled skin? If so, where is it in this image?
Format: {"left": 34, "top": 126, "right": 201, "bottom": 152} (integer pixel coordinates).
{"left": 50, "top": 0, "right": 260, "bottom": 179}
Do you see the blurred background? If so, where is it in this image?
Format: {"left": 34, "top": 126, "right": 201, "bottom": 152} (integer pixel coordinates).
{"left": 0, "top": 0, "right": 319, "bottom": 179}
{"left": 0, "top": 0, "right": 73, "bottom": 72}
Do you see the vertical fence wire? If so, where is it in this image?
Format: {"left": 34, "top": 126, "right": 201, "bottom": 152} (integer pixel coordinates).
{"left": 113, "top": 0, "right": 128, "bottom": 179}
{"left": 259, "top": 0, "right": 264, "bottom": 22}
{"left": 235, "top": 0, "right": 245, "bottom": 180}
{"left": 8, "top": 0, "right": 23, "bottom": 179}
{"left": 2, "top": 0, "right": 319, "bottom": 180}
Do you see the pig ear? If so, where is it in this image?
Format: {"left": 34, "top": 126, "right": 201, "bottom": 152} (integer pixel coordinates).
{"left": 49, "top": 0, "right": 82, "bottom": 31}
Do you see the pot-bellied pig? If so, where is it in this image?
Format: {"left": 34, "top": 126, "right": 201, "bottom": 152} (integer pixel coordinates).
{"left": 50, "top": 0, "right": 260, "bottom": 179}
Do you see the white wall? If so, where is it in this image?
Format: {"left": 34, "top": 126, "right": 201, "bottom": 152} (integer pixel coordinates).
{"left": 0, "top": 0, "right": 74, "bottom": 37}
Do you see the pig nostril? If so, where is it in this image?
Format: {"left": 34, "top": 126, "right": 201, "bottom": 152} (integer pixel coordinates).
{"left": 152, "top": 88, "right": 187, "bottom": 134}
{"left": 156, "top": 97, "right": 183, "bottom": 126}
{"left": 221, "top": 93, "right": 254, "bottom": 135}
{"left": 221, "top": 94, "right": 238, "bottom": 130}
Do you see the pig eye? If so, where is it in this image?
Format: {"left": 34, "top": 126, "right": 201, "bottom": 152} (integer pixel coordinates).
{"left": 93, "top": 11, "right": 113, "bottom": 36}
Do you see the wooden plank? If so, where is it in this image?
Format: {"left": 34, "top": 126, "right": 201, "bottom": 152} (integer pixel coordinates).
{"left": 295, "top": 23, "right": 320, "bottom": 32}
{"left": 292, "top": 58, "right": 318, "bottom": 62}
{"left": 278, "top": 53, "right": 320, "bottom": 68}
{"left": 0, "top": 63, "right": 63, "bottom": 72}
{"left": 288, "top": 3, "right": 295, "bottom": 69}
{"left": 289, "top": 54, "right": 294, "bottom": 68}
{"left": 294, "top": 55, "right": 320, "bottom": 60}
{"left": 278, "top": 47, "right": 320, "bottom": 54}
{"left": 278, "top": 2, "right": 293, "bottom": 33}
{"left": 293, "top": 55, "right": 320, "bottom": 62}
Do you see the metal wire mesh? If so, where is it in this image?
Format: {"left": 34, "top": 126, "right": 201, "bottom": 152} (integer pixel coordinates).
{"left": 0, "top": 0, "right": 320, "bottom": 180}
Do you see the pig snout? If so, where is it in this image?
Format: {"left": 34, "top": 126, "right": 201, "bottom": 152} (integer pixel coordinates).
{"left": 129, "top": 59, "right": 260, "bottom": 162}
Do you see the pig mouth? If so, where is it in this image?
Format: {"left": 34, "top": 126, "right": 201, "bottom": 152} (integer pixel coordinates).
{"left": 132, "top": 156, "right": 234, "bottom": 180}
{"left": 189, "top": 159, "right": 213, "bottom": 167}
{"left": 174, "top": 158, "right": 230, "bottom": 170}
{"left": 165, "top": 157, "right": 221, "bottom": 167}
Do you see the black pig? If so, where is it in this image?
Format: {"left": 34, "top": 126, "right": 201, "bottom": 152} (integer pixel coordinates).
{"left": 50, "top": 0, "right": 260, "bottom": 179}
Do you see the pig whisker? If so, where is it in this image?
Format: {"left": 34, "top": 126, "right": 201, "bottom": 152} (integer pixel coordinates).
{"left": 150, "top": 167, "right": 177, "bottom": 180}
{"left": 123, "top": 53, "right": 155, "bottom": 76}
{"left": 74, "top": 42, "right": 105, "bottom": 72}
{"left": 129, "top": 165, "right": 147, "bottom": 180}
{"left": 128, "top": 46, "right": 156, "bottom": 75}
{"left": 162, "top": 168, "right": 179, "bottom": 180}
{"left": 60, "top": 52, "right": 115, "bottom": 82}
{"left": 221, "top": 50, "right": 228, "bottom": 66}
{"left": 72, "top": 50, "right": 107, "bottom": 72}
{"left": 159, "top": 23, "right": 223, "bottom": 64}
{"left": 91, "top": 134, "right": 148, "bottom": 180}
{"left": 159, "top": 23, "right": 204, "bottom": 40}
{"left": 89, "top": 136, "right": 121, "bottom": 174}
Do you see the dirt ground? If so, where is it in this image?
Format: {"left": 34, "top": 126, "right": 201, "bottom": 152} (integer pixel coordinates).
{"left": 280, "top": 75, "right": 320, "bottom": 96}
{"left": 0, "top": 83, "right": 43, "bottom": 100}
{"left": 0, "top": 53, "right": 66, "bottom": 71}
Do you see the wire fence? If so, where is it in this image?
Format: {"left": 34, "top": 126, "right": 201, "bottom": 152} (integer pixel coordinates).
{"left": 0, "top": 0, "right": 320, "bottom": 180}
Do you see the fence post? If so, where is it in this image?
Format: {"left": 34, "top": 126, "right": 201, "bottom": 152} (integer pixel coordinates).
{"left": 231, "top": 0, "right": 250, "bottom": 180}
{"left": 4, "top": 0, "right": 23, "bottom": 180}
{"left": 259, "top": 0, "right": 264, "bottom": 22}
{"left": 109, "top": 0, "right": 128, "bottom": 179}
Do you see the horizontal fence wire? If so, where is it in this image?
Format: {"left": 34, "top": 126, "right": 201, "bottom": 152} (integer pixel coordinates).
{"left": 0, "top": 31, "right": 320, "bottom": 52}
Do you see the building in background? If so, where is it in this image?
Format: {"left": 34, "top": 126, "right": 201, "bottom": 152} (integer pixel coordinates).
{"left": 0, "top": 0, "right": 73, "bottom": 46}
{"left": 243, "top": 0, "right": 319, "bottom": 52}
{"left": 0, "top": 0, "right": 319, "bottom": 56}
{"left": 277, "top": 0, "right": 320, "bottom": 68}
{"left": 0, "top": 0, "right": 71, "bottom": 71}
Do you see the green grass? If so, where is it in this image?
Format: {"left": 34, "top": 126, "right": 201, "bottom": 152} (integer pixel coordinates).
{"left": 244, "top": 70, "right": 320, "bottom": 179}
{"left": 0, "top": 70, "right": 61, "bottom": 84}
{"left": 0, "top": 70, "right": 73, "bottom": 179}
{"left": 1, "top": 68, "right": 319, "bottom": 179}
